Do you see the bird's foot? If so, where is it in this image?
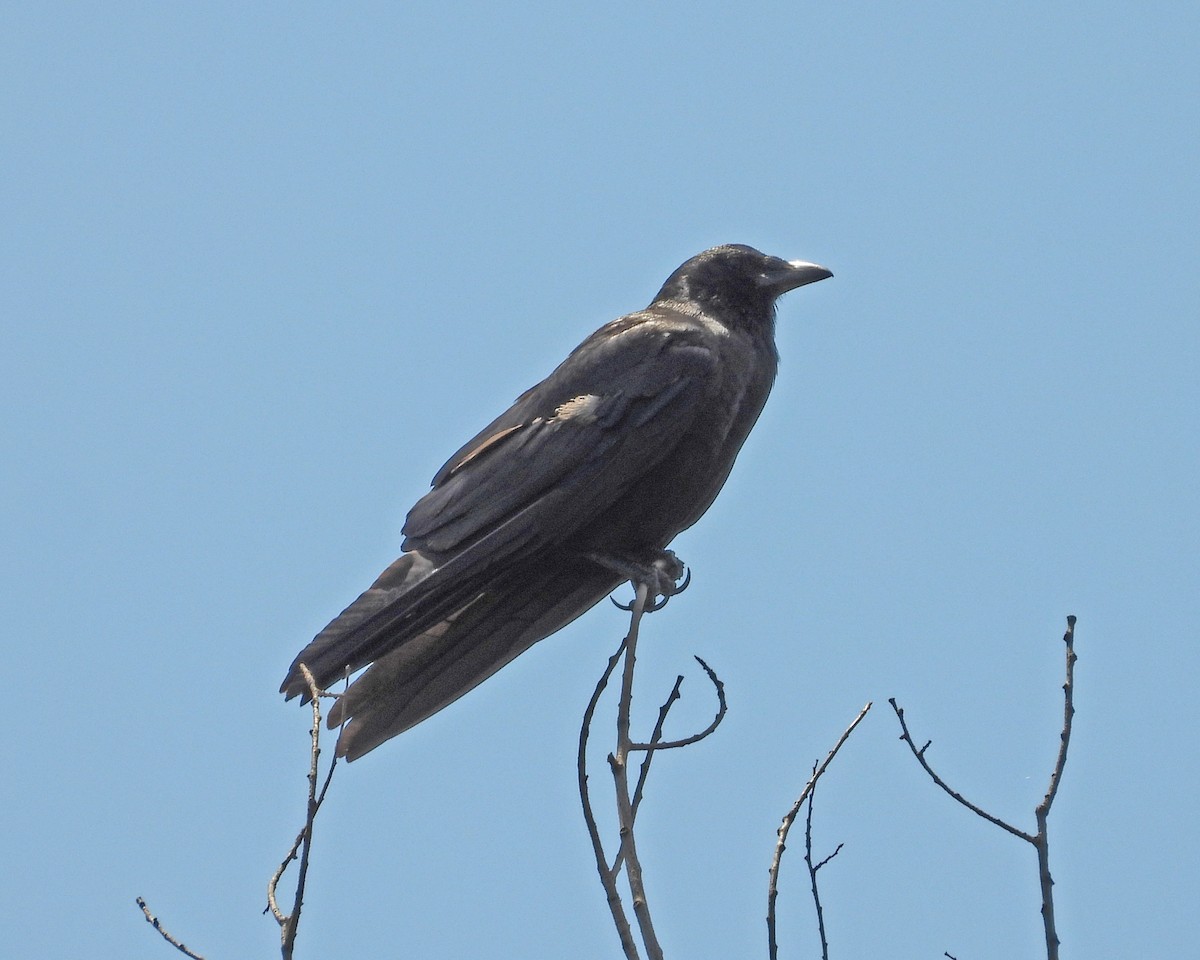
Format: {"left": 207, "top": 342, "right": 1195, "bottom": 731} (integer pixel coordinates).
{"left": 588, "top": 549, "right": 691, "bottom": 612}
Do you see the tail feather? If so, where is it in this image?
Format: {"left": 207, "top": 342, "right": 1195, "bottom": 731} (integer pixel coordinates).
{"left": 279, "top": 550, "right": 461, "bottom": 699}
{"left": 328, "top": 558, "right": 620, "bottom": 760}
{"left": 282, "top": 497, "right": 553, "bottom": 700}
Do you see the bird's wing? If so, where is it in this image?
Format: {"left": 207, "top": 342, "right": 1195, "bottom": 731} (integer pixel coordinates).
{"left": 402, "top": 312, "right": 720, "bottom": 558}
{"left": 280, "top": 312, "right": 723, "bottom": 698}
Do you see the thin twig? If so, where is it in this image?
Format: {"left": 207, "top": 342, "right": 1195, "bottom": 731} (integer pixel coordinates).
{"left": 136, "top": 896, "right": 207, "bottom": 960}
{"left": 578, "top": 636, "right": 641, "bottom": 960}
{"left": 628, "top": 656, "right": 728, "bottom": 752}
{"left": 888, "top": 698, "right": 1035, "bottom": 843}
{"left": 1034, "top": 614, "right": 1077, "bottom": 960}
{"left": 608, "top": 673, "right": 685, "bottom": 878}
{"left": 803, "top": 765, "right": 844, "bottom": 960}
{"left": 890, "top": 616, "right": 1079, "bottom": 960}
{"left": 140, "top": 672, "right": 339, "bottom": 959}
{"left": 266, "top": 663, "right": 339, "bottom": 960}
{"left": 608, "top": 655, "right": 728, "bottom": 877}
{"left": 631, "top": 674, "right": 685, "bottom": 819}
{"left": 582, "top": 563, "right": 719, "bottom": 960}
{"left": 767, "top": 701, "right": 872, "bottom": 960}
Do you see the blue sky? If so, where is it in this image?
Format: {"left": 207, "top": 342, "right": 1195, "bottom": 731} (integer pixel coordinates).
{"left": 3, "top": 2, "right": 1197, "bottom": 958}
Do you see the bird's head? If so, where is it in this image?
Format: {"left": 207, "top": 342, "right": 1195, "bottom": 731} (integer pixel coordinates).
{"left": 652, "top": 244, "right": 832, "bottom": 331}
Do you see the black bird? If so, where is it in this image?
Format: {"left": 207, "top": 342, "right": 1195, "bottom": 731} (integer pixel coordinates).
{"left": 281, "top": 244, "right": 831, "bottom": 759}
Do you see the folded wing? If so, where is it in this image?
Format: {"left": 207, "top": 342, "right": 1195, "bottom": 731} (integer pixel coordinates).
{"left": 279, "top": 315, "right": 722, "bottom": 755}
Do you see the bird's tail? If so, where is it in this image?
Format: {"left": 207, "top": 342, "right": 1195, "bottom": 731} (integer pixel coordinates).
{"left": 281, "top": 552, "right": 621, "bottom": 760}
{"left": 279, "top": 551, "right": 439, "bottom": 699}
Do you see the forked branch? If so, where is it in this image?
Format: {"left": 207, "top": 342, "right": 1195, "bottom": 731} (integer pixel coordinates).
{"left": 890, "top": 615, "right": 1078, "bottom": 960}
{"left": 579, "top": 567, "right": 728, "bottom": 960}
{"left": 767, "top": 703, "right": 872, "bottom": 960}
{"left": 267, "top": 663, "right": 341, "bottom": 959}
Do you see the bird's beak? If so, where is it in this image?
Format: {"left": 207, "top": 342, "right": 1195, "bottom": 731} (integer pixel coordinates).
{"left": 759, "top": 259, "right": 834, "bottom": 296}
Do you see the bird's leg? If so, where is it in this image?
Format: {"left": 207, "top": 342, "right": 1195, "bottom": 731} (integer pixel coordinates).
{"left": 587, "top": 549, "right": 691, "bottom": 612}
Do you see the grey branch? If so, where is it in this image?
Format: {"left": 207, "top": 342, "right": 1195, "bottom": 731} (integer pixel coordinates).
{"left": 580, "top": 563, "right": 726, "bottom": 960}
{"left": 135, "top": 896, "right": 207, "bottom": 960}
{"left": 767, "top": 702, "right": 872, "bottom": 960}
{"left": 609, "top": 655, "right": 728, "bottom": 877}
{"left": 609, "top": 581, "right": 664, "bottom": 960}
{"left": 629, "top": 655, "right": 727, "bottom": 753}
{"left": 889, "top": 616, "right": 1078, "bottom": 960}
{"left": 267, "top": 663, "right": 341, "bottom": 960}
{"left": 804, "top": 764, "right": 844, "bottom": 960}
{"left": 888, "top": 699, "right": 1034, "bottom": 844}
{"left": 579, "top": 628, "right": 640, "bottom": 960}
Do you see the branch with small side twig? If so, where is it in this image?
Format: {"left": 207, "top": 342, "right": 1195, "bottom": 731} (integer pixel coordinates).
{"left": 889, "top": 615, "right": 1078, "bottom": 960}
{"left": 609, "top": 655, "right": 726, "bottom": 878}
{"left": 135, "top": 896, "right": 207, "bottom": 960}
{"left": 135, "top": 661, "right": 341, "bottom": 960}
{"left": 579, "top": 566, "right": 728, "bottom": 960}
{"left": 803, "top": 764, "right": 844, "bottom": 960}
{"left": 767, "top": 702, "right": 872, "bottom": 960}
{"left": 579, "top": 632, "right": 640, "bottom": 960}
{"left": 266, "top": 663, "right": 341, "bottom": 960}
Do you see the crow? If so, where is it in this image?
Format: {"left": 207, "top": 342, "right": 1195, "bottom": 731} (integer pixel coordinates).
{"left": 281, "top": 244, "right": 831, "bottom": 759}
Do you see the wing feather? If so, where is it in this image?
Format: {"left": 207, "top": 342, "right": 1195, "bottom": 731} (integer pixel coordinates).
{"left": 281, "top": 312, "right": 724, "bottom": 702}
{"left": 403, "top": 318, "right": 719, "bottom": 556}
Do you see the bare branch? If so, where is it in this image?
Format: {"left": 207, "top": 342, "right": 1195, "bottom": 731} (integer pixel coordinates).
{"left": 607, "top": 672, "right": 685, "bottom": 879}
{"left": 1034, "top": 614, "right": 1077, "bottom": 960}
{"left": 890, "top": 616, "right": 1080, "bottom": 960}
{"left": 607, "top": 656, "right": 728, "bottom": 877}
{"left": 629, "top": 655, "right": 728, "bottom": 752}
{"left": 578, "top": 635, "right": 640, "bottom": 960}
{"left": 887, "top": 698, "right": 1035, "bottom": 844}
{"left": 624, "top": 657, "right": 724, "bottom": 864}
{"left": 267, "top": 663, "right": 340, "bottom": 960}
{"left": 135, "top": 897, "right": 207, "bottom": 960}
{"left": 631, "top": 674, "right": 685, "bottom": 820}
{"left": 582, "top": 559, "right": 727, "bottom": 960}
{"left": 803, "top": 764, "right": 844, "bottom": 960}
{"left": 767, "top": 701, "right": 872, "bottom": 960}
{"left": 140, "top": 672, "right": 341, "bottom": 959}
{"left": 610, "top": 581, "right": 665, "bottom": 960}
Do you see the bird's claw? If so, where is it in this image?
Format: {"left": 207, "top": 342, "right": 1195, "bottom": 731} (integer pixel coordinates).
{"left": 595, "top": 550, "right": 690, "bottom": 613}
